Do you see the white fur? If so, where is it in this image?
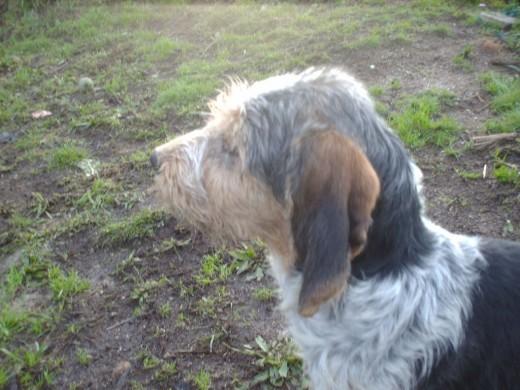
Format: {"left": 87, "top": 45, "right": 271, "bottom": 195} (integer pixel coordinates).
{"left": 269, "top": 220, "right": 486, "bottom": 390}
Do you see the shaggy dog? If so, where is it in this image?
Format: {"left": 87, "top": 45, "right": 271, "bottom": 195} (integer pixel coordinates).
{"left": 150, "top": 68, "right": 520, "bottom": 390}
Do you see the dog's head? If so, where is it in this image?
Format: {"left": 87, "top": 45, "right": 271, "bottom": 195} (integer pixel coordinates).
{"left": 151, "top": 68, "right": 380, "bottom": 316}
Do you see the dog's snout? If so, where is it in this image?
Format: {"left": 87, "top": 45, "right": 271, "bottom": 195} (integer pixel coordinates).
{"left": 150, "top": 151, "right": 160, "bottom": 170}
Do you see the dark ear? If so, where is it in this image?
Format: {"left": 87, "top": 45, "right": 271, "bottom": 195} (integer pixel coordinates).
{"left": 291, "top": 130, "right": 380, "bottom": 317}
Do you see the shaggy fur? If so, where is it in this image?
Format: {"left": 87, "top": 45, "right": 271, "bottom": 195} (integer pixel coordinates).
{"left": 151, "top": 67, "right": 520, "bottom": 389}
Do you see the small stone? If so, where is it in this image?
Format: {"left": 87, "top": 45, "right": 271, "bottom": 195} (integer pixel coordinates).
{"left": 112, "top": 361, "right": 131, "bottom": 380}
{"left": 78, "top": 77, "right": 94, "bottom": 92}
{"left": 0, "top": 132, "right": 16, "bottom": 144}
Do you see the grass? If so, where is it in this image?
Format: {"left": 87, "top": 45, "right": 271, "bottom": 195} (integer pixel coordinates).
{"left": 253, "top": 287, "right": 276, "bottom": 302}
{"left": 480, "top": 72, "right": 520, "bottom": 134}
{"left": 452, "top": 44, "right": 473, "bottom": 71}
{"left": 49, "top": 144, "right": 88, "bottom": 170}
{"left": 101, "top": 209, "right": 165, "bottom": 246}
{"left": 48, "top": 265, "right": 90, "bottom": 302}
{"left": 193, "top": 368, "right": 212, "bottom": 390}
{"left": 494, "top": 165, "right": 520, "bottom": 185}
{"left": 76, "top": 348, "right": 92, "bottom": 366}
{"left": 0, "top": 0, "right": 517, "bottom": 387}
{"left": 390, "top": 89, "right": 460, "bottom": 149}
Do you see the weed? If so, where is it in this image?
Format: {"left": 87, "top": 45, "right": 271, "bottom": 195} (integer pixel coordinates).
{"left": 158, "top": 302, "right": 172, "bottom": 318}
{"left": 494, "top": 165, "right": 520, "bottom": 185}
{"left": 131, "top": 277, "right": 169, "bottom": 306}
{"left": 195, "top": 297, "right": 217, "bottom": 319}
{"left": 241, "top": 336, "right": 304, "bottom": 388}
{"left": 175, "top": 311, "right": 188, "bottom": 328}
{"left": 481, "top": 72, "right": 520, "bottom": 134}
{"left": 48, "top": 265, "right": 90, "bottom": 302}
{"left": 0, "top": 367, "right": 7, "bottom": 387}
{"left": 76, "top": 179, "right": 118, "bottom": 210}
{"left": 193, "top": 368, "right": 212, "bottom": 390}
{"left": 253, "top": 287, "right": 276, "bottom": 302}
{"left": 452, "top": 45, "right": 473, "bottom": 71}
{"left": 102, "top": 209, "right": 165, "bottom": 246}
{"left": 137, "top": 350, "right": 161, "bottom": 369}
{"left": 456, "top": 169, "right": 480, "bottom": 180}
{"left": 390, "top": 89, "right": 460, "bottom": 149}
{"left": 229, "top": 244, "right": 265, "bottom": 281}
{"left": 31, "top": 192, "right": 49, "bottom": 218}
{"left": 389, "top": 78, "right": 402, "bottom": 91}
{"left": 155, "top": 362, "right": 177, "bottom": 382}
{"left": 49, "top": 144, "right": 88, "bottom": 170}
{"left": 76, "top": 348, "right": 92, "bottom": 366}
{"left": 369, "top": 85, "right": 384, "bottom": 97}
{"left": 485, "top": 110, "right": 520, "bottom": 134}
{"left": 194, "top": 252, "right": 230, "bottom": 286}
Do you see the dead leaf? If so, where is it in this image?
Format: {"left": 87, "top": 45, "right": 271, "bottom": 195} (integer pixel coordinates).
{"left": 31, "top": 110, "right": 52, "bottom": 119}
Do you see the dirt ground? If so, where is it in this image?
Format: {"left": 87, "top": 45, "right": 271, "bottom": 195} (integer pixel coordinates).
{"left": 0, "top": 2, "right": 519, "bottom": 389}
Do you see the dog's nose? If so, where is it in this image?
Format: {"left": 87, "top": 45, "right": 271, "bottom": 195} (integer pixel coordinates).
{"left": 150, "top": 151, "right": 160, "bottom": 170}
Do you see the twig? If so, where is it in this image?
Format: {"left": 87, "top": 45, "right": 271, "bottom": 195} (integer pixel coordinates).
{"left": 107, "top": 317, "right": 133, "bottom": 331}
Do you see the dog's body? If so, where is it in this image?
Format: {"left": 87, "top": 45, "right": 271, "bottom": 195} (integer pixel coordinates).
{"left": 151, "top": 68, "right": 520, "bottom": 389}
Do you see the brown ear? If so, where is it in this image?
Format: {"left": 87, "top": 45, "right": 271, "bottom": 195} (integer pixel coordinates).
{"left": 291, "top": 130, "right": 380, "bottom": 317}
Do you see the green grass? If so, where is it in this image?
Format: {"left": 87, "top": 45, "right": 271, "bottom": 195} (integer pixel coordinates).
{"left": 76, "top": 348, "right": 92, "bottom": 366}
{"left": 452, "top": 44, "right": 473, "bottom": 71}
{"left": 456, "top": 169, "right": 481, "bottom": 180}
{"left": 253, "top": 287, "right": 276, "bottom": 302}
{"left": 390, "top": 89, "right": 460, "bottom": 149}
{"left": 481, "top": 72, "right": 520, "bottom": 134}
{"left": 155, "top": 362, "right": 177, "bottom": 382}
{"left": 101, "top": 209, "right": 165, "bottom": 246}
{"left": 48, "top": 265, "right": 90, "bottom": 302}
{"left": 75, "top": 179, "right": 119, "bottom": 211}
{"left": 494, "top": 165, "right": 520, "bottom": 185}
{"left": 193, "top": 368, "right": 212, "bottom": 390}
{"left": 0, "top": 0, "right": 511, "bottom": 387}
{"left": 49, "top": 144, "right": 88, "bottom": 169}
{"left": 194, "top": 252, "right": 229, "bottom": 286}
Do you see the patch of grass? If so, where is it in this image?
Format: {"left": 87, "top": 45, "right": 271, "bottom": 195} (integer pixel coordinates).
{"left": 49, "top": 144, "right": 88, "bottom": 170}
{"left": 101, "top": 209, "right": 165, "bottom": 246}
{"left": 131, "top": 277, "right": 169, "bottom": 306}
{"left": 494, "top": 165, "right": 520, "bottom": 185}
{"left": 193, "top": 368, "right": 212, "bottom": 390}
{"left": 0, "top": 367, "right": 7, "bottom": 388}
{"left": 369, "top": 85, "right": 384, "bottom": 97}
{"left": 158, "top": 302, "right": 172, "bottom": 318}
{"left": 481, "top": 72, "right": 520, "bottom": 134}
{"left": 390, "top": 89, "right": 460, "bottom": 149}
{"left": 194, "top": 252, "right": 231, "bottom": 286}
{"left": 48, "top": 265, "right": 90, "bottom": 302}
{"left": 155, "top": 361, "right": 177, "bottom": 382}
{"left": 253, "top": 287, "right": 276, "bottom": 302}
{"left": 76, "top": 179, "right": 119, "bottom": 211}
{"left": 485, "top": 110, "right": 520, "bottom": 134}
{"left": 452, "top": 45, "right": 473, "bottom": 71}
{"left": 389, "top": 78, "right": 402, "bottom": 91}
{"left": 137, "top": 350, "right": 161, "bottom": 370}
{"left": 456, "top": 169, "right": 481, "bottom": 180}
{"left": 244, "top": 336, "right": 304, "bottom": 388}
{"left": 195, "top": 296, "right": 217, "bottom": 319}
{"left": 76, "top": 348, "right": 92, "bottom": 366}
{"left": 140, "top": 36, "right": 190, "bottom": 61}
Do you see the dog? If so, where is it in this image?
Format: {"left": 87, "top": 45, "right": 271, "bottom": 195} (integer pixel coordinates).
{"left": 150, "top": 68, "right": 520, "bottom": 389}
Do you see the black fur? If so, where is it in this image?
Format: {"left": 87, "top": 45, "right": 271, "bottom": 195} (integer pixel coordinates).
{"left": 421, "top": 239, "right": 520, "bottom": 390}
